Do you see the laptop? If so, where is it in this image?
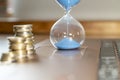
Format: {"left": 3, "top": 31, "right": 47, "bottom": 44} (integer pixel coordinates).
{"left": 35, "top": 39, "right": 120, "bottom": 80}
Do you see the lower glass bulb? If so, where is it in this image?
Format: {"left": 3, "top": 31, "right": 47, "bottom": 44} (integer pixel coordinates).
{"left": 50, "top": 14, "right": 85, "bottom": 50}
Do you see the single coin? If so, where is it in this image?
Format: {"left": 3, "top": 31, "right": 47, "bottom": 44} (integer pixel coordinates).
{"left": 9, "top": 44, "right": 26, "bottom": 50}
{"left": 9, "top": 46, "right": 26, "bottom": 50}
{"left": 25, "top": 38, "right": 34, "bottom": 44}
{"left": 15, "top": 32, "right": 33, "bottom": 37}
{"left": 7, "top": 37, "right": 25, "bottom": 43}
{"left": 0, "top": 52, "right": 16, "bottom": 63}
{"left": 11, "top": 50, "right": 27, "bottom": 59}
{"left": 26, "top": 44, "right": 34, "bottom": 50}
{"left": 13, "top": 24, "right": 32, "bottom": 29}
{"left": 27, "top": 49, "right": 35, "bottom": 55}
{"left": 16, "top": 57, "right": 28, "bottom": 63}
{"left": 14, "top": 28, "right": 32, "bottom": 32}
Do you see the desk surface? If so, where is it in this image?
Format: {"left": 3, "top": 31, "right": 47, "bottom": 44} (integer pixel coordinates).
{"left": 0, "top": 34, "right": 119, "bottom": 80}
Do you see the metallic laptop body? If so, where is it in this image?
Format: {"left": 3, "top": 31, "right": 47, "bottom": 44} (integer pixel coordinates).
{"left": 0, "top": 39, "right": 120, "bottom": 80}
{"left": 35, "top": 39, "right": 120, "bottom": 80}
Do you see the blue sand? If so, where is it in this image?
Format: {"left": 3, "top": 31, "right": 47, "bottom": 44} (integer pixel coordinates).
{"left": 57, "top": 0, "right": 80, "bottom": 11}
{"left": 55, "top": 37, "right": 80, "bottom": 49}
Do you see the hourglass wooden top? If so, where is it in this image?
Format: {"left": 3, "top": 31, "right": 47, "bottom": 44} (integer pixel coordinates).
{"left": 56, "top": 0, "right": 80, "bottom": 12}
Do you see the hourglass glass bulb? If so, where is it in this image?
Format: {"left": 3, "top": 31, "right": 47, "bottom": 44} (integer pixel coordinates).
{"left": 56, "top": 0, "right": 80, "bottom": 12}
{"left": 50, "top": 0, "right": 85, "bottom": 50}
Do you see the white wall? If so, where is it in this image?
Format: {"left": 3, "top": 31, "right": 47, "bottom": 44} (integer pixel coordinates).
{"left": 11, "top": 0, "right": 120, "bottom": 20}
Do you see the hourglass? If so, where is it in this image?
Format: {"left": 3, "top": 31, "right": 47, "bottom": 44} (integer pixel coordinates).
{"left": 50, "top": 0, "right": 85, "bottom": 50}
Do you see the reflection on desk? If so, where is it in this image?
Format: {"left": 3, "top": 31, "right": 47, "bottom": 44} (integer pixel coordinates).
{"left": 0, "top": 39, "right": 100, "bottom": 80}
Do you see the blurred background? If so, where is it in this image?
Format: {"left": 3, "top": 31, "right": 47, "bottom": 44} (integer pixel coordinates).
{"left": 1, "top": 0, "right": 120, "bottom": 20}
{"left": 0, "top": 0, "right": 120, "bottom": 38}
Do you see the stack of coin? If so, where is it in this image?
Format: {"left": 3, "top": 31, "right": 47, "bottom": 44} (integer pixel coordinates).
{"left": 0, "top": 24, "right": 36, "bottom": 63}
{"left": 13, "top": 24, "right": 35, "bottom": 56}
{"left": 8, "top": 37, "right": 27, "bottom": 59}
{"left": 0, "top": 37, "right": 27, "bottom": 63}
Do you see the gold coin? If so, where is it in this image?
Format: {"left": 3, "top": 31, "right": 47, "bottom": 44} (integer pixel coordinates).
{"left": 12, "top": 50, "right": 27, "bottom": 58}
{"left": 25, "top": 41, "right": 34, "bottom": 45}
{"left": 9, "top": 43, "right": 26, "bottom": 50}
{"left": 10, "top": 43, "right": 26, "bottom": 46}
{"left": 26, "top": 37, "right": 34, "bottom": 40}
{"left": 26, "top": 43, "right": 34, "bottom": 45}
{"left": 0, "top": 52, "right": 16, "bottom": 63}
{"left": 16, "top": 57, "right": 28, "bottom": 63}
{"left": 13, "top": 24, "right": 32, "bottom": 29}
{"left": 25, "top": 40, "right": 34, "bottom": 44}
{"left": 15, "top": 32, "right": 33, "bottom": 37}
{"left": 9, "top": 46, "right": 26, "bottom": 50}
{"left": 26, "top": 44, "right": 34, "bottom": 50}
{"left": 7, "top": 37, "right": 25, "bottom": 43}
{"left": 12, "top": 50, "right": 27, "bottom": 54}
{"left": 25, "top": 38, "right": 34, "bottom": 44}
{"left": 9, "top": 43, "right": 25, "bottom": 45}
{"left": 26, "top": 36, "right": 34, "bottom": 39}
{"left": 14, "top": 28, "right": 32, "bottom": 32}
{"left": 15, "top": 32, "right": 33, "bottom": 35}
{"left": 27, "top": 49, "right": 35, "bottom": 55}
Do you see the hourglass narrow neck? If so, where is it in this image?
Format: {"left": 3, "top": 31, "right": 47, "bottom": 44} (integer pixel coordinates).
{"left": 64, "top": 12, "right": 71, "bottom": 19}
{"left": 65, "top": 7, "right": 71, "bottom": 16}
{"left": 65, "top": 9, "right": 71, "bottom": 14}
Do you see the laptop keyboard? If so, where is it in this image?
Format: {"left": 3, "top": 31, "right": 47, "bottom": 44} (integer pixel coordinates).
{"left": 100, "top": 40, "right": 115, "bottom": 57}
{"left": 114, "top": 41, "right": 120, "bottom": 59}
{"left": 99, "top": 40, "right": 120, "bottom": 80}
